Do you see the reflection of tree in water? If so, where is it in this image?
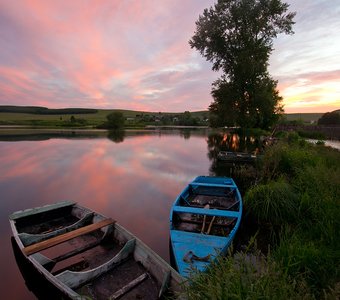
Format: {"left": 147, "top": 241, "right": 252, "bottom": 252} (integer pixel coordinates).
{"left": 107, "top": 130, "right": 125, "bottom": 143}
{"left": 208, "top": 131, "right": 262, "bottom": 157}
{"left": 180, "top": 129, "right": 191, "bottom": 140}
{"left": 207, "top": 131, "right": 262, "bottom": 180}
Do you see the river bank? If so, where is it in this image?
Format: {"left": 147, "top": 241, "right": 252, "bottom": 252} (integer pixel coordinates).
{"left": 307, "top": 138, "right": 340, "bottom": 150}
{"left": 276, "top": 124, "right": 340, "bottom": 140}
{"left": 184, "top": 134, "right": 340, "bottom": 299}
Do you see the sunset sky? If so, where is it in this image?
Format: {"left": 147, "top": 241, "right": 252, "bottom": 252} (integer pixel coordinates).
{"left": 0, "top": 0, "right": 339, "bottom": 113}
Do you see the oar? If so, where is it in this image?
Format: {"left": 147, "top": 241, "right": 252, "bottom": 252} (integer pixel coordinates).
{"left": 206, "top": 216, "right": 216, "bottom": 235}
{"left": 200, "top": 204, "right": 210, "bottom": 233}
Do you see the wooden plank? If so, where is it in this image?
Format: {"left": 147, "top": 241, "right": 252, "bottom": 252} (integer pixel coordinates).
{"left": 23, "top": 218, "right": 115, "bottom": 256}
{"left": 9, "top": 201, "right": 75, "bottom": 220}
{"left": 52, "top": 239, "right": 101, "bottom": 263}
{"left": 52, "top": 257, "right": 87, "bottom": 275}
{"left": 109, "top": 273, "right": 148, "bottom": 300}
{"left": 173, "top": 206, "right": 240, "bottom": 218}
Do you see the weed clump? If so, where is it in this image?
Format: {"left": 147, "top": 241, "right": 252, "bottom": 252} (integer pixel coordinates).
{"left": 244, "top": 178, "right": 297, "bottom": 225}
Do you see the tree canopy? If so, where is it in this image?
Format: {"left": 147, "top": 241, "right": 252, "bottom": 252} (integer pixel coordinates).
{"left": 106, "top": 112, "right": 125, "bottom": 129}
{"left": 318, "top": 111, "right": 340, "bottom": 125}
{"left": 190, "top": 0, "right": 295, "bottom": 129}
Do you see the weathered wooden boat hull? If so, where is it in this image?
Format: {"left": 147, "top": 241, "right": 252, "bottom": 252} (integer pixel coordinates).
{"left": 170, "top": 176, "right": 242, "bottom": 278}
{"left": 10, "top": 201, "right": 184, "bottom": 299}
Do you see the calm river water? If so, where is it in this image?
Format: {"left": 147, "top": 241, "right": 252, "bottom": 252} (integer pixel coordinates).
{"left": 0, "top": 129, "right": 261, "bottom": 299}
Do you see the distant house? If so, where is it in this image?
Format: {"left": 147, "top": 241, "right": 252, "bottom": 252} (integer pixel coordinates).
{"left": 126, "top": 117, "right": 135, "bottom": 121}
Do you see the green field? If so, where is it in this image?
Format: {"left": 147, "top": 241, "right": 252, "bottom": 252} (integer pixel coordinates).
{"left": 0, "top": 110, "right": 124, "bottom": 126}
{"left": 0, "top": 105, "right": 327, "bottom": 127}
{"left": 0, "top": 106, "right": 208, "bottom": 127}
{"left": 284, "top": 110, "right": 339, "bottom": 123}
{"left": 284, "top": 113, "right": 323, "bottom": 123}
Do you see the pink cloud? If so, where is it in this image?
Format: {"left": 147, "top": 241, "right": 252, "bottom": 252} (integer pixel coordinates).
{"left": 0, "top": 0, "right": 339, "bottom": 112}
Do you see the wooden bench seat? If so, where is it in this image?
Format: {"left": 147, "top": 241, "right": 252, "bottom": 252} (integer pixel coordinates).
{"left": 172, "top": 206, "right": 240, "bottom": 218}
{"left": 23, "top": 218, "right": 115, "bottom": 256}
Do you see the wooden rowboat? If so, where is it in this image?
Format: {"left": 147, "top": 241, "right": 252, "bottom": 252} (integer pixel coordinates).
{"left": 10, "top": 201, "right": 184, "bottom": 299}
{"left": 170, "top": 176, "right": 242, "bottom": 278}
{"left": 217, "top": 151, "right": 257, "bottom": 163}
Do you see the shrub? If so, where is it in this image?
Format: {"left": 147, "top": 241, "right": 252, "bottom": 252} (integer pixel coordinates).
{"left": 287, "top": 131, "right": 300, "bottom": 144}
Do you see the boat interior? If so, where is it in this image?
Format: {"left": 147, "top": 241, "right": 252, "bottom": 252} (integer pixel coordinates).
{"left": 13, "top": 205, "right": 171, "bottom": 299}
{"left": 172, "top": 184, "right": 240, "bottom": 236}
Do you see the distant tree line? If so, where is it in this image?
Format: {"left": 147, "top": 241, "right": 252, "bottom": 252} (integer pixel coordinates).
{"left": 0, "top": 105, "right": 97, "bottom": 115}
{"left": 135, "top": 111, "right": 206, "bottom": 126}
{"left": 97, "top": 111, "right": 208, "bottom": 129}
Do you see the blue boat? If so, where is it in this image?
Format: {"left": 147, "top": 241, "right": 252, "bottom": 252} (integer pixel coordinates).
{"left": 169, "top": 176, "right": 242, "bottom": 278}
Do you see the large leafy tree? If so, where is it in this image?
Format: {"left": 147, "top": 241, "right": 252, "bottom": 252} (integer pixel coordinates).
{"left": 190, "top": 0, "right": 295, "bottom": 129}
{"left": 318, "top": 111, "right": 340, "bottom": 125}
{"left": 106, "top": 111, "right": 125, "bottom": 129}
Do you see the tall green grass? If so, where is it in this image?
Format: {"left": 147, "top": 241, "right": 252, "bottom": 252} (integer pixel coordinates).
{"left": 273, "top": 229, "right": 338, "bottom": 294}
{"left": 255, "top": 139, "right": 339, "bottom": 297}
{"left": 184, "top": 136, "right": 339, "bottom": 299}
{"left": 185, "top": 251, "right": 311, "bottom": 300}
{"left": 244, "top": 178, "right": 297, "bottom": 226}
{"left": 259, "top": 139, "right": 319, "bottom": 180}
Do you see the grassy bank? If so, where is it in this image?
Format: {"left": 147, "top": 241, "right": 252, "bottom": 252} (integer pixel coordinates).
{"left": 184, "top": 134, "right": 339, "bottom": 299}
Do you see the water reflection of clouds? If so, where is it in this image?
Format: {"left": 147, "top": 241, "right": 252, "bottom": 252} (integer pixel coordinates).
{"left": 0, "top": 132, "right": 211, "bottom": 299}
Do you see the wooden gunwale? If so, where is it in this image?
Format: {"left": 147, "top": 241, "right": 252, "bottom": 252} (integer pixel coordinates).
{"left": 190, "top": 182, "right": 236, "bottom": 188}
{"left": 18, "top": 212, "right": 94, "bottom": 246}
{"left": 9, "top": 201, "right": 74, "bottom": 220}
